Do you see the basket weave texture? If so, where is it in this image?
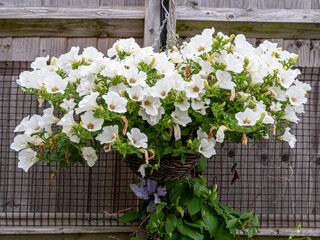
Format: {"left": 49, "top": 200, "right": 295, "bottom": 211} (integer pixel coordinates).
{"left": 125, "top": 154, "right": 199, "bottom": 181}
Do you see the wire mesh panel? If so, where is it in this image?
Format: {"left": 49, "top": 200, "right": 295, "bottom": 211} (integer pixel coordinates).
{"left": 0, "top": 61, "right": 319, "bottom": 228}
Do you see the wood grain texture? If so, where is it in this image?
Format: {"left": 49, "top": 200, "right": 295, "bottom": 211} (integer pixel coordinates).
{"left": 10, "top": 37, "right": 40, "bottom": 61}
{"left": 0, "top": 19, "right": 144, "bottom": 38}
{"left": 176, "top": 7, "right": 320, "bottom": 23}
{"left": 176, "top": 21, "right": 320, "bottom": 40}
{"left": 283, "top": 40, "right": 311, "bottom": 67}
{"left": 39, "top": 38, "right": 67, "bottom": 58}
{"left": 144, "top": 0, "right": 161, "bottom": 49}
{"left": 0, "top": 6, "right": 144, "bottom": 19}
{"left": 100, "top": 0, "right": 144, "bottom": 6}
{"left": 0, "top": 37, "right": 12, "bottom": 60}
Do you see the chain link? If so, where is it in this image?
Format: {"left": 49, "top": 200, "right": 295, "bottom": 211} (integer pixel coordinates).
{"left": 152, "top": 0, "right": 178, "bottom": 51}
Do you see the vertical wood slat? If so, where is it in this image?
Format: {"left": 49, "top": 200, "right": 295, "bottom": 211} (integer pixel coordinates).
{"left": 144, "top": 0, "right": 161, "bottom": 50}
{"left": 283, "top": 39, "right": 311, "bottom": 67}
{"left": 10, "top": 38, "right": 40, "bottom": 61}
{"left": 0, "top": 38, "right": 12, "bottom": 61}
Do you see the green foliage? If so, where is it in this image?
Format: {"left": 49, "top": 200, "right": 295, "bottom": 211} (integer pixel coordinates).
{"left": 125, "top": 177, "right": 259, "bottom": 240}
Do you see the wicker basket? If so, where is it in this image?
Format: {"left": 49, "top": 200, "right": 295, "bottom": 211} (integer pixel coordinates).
{"left": 125, "top": 154, "right": 199, "bottom": 181}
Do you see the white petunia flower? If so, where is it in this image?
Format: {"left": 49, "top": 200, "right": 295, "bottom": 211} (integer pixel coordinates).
{"left": 214, "top": 70, "right": 236, "bottom": 90}
{"left": 96, "top": 125, "right": 119, "bottom": 144}
{"left": 123, "top": 66, "right": 147, "bottom": 87}
{"left": 199, "top": 60, "right": 214, "bottom": 77}
{"left": 127, "top": 128, "right": 148, "bottom": 148}
{"left": 282, "top": 105, "right": 299, "bottom": 123}
{"left": 271, "top": 86, "right": 287, "bottom": 101}
{"left": 65, "top": 69, "right": 81, "bottom": 83}
{"left": 294, "top": 79, "right": 311, "bottom": 92}
{"left": 59, "top": 46, "right": 80, "bottom": 65}
{"left": 216, "top": 126, "right": 228, "bottom": 143}
{"left": 40, "top": 105, "right": 60, "bottom": 127}
{"left": 81, "top": 111, "right": 104, "bottom": 132}
{"left": 224, "top": 53, "right": 244, "bottom": 73}
{"left": 103, "top": 91, "right": 128, "bottom": 113}
{"left": 76, "top": 74, "right": 98, "bottom": 96}
{"left": 171, "top": 108, "right": 192, "bottom": 126}
{"left": 254, "top": 101, "right": 274, "bottom": 124}
{"left": 31, "top": 55, "right": 49, "bottom": 70}
{"left": 141, "top": 96, "right": 161, "bottom": 116}
{"left": 270, "top": 102, "right": 282, "bottom": 112}
{"left": 44, "top": 72, "right": 68, "bottom": 94}
{"left": 235, "top": 108, "right": 260, "bottom": 126}
{"left": 198, "top": 139, "right": 216, "bottom": 158}
{"left": 286, "top": 85, "right": 307, "bottom": 106}
{"left": 81, "top": 46, "right": 104, "bottom": 62}
{"left": 191, "top": 97, "right": 210, "bottom": 115}
{"left": 127, "top": 85, "right": 146, "bottom": 101}
{"left": 107, "top": 38, "right": 140, "bottom": 58}
{"left": 11, "top": 134, "right": 29, "bottom": 152}
{"left": 17, "top": 71, "right": 44, "bottom": 90}
{"left": 23, "top": 115, "right": 44, "bottom": 135}
{"left": 75, "top": 92, "right": 100, "bottom": 114}
{"left": 14, "top": 116, "right": 30, "bottom": 133}
{"left": 278, "top": 68, "right": 300, "bottom": 89}
{"left": 185, "top": 74, "right": 205, "bottom": 98}
{"left": 174, "top": 97, "right": 190, "bottom": 111}
{"left": 57, "top": 110, "right": 78, "bottom": 134}
{"left": 149, "top": 80, "right": 172, "bottom": 99}
{"left": 100, "top": 60, "right": 124, "bottom": 78}
{"left": 278, "top": 127, "right": 296, "bottom": 148}
{"left": 60, "top": 99, "right": 76, "bottom": 112}
{"left": 138, "top": 107, "right": 165, "bottom": 125}
{"left": 81, "top": 147, "right": 98, "bottom": 167}
{"left": 18, "top": 148, "right": 39, "bottom": 172}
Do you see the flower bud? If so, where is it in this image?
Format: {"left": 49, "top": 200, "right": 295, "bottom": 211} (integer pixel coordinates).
{"left": 115, "top": 45, "right": 120, "bottom": 53}
{"left": 149, "top": 57, "right": 156, "bottom": 67}
{"left": 291, "top": 54, "right": 299, "bottom": 64}
{"left": 206, "top": 53, "right": 214, "bottom": 65}
{"left": 173, "top": 46, "right": 179, "bottom": 52}
{"left": 228, "top": 34, "right": 235, "bottom": 42}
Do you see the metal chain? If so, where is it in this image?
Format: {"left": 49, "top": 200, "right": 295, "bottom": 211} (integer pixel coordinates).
{"left": 152, "top": 0, "right": 178, "bottom": 51}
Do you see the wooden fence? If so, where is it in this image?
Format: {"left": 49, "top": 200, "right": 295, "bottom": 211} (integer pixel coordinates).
{"left": 0, "top": 0, "right": 320, "bottom": 237}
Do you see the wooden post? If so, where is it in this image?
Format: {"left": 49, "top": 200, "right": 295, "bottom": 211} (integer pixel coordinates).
{"left": 168, "top": 0, "right": 176, "bottom": 49}
{"left": 144, "top": 0, "right": 161, "bottom": 51}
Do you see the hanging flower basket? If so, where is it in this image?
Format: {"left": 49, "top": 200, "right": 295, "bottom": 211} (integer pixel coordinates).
{"left": 125, "top": 154, "right": 199, "bottom": 181}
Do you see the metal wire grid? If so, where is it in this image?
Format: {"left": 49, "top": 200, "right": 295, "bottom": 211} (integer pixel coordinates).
{"left": 0, "top": 61, "right": 319, "bottom": 228}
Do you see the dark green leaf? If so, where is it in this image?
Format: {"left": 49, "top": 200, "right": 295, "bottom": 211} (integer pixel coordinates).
{"left": 170, "top": 181, "right": 188, "bottom": 205}
{"left": 181, "top": 154, "right": 187, "bottom": 164}
{"left": 171, "top": 233, "right": 181, "bottom": 240}
{"left": 215, "top": 223, "right": 236, "bottom": 240}
{"left": 130, "top": 238, "right": 139, "bottom": 240}
{"left": 219, "top": 203, "right": 231, "bottom": 213}
{"left": 176, "top": 219, "right": 204, "bottom": 240}
{"left": 176, "top": 206, "right": 184, "bottom": 218}
{"left": 192, "top": 178, "right": 208, "bottom": 198}
{"left": 252, "top": 216, "right": 259, "bottom": 228}
{"left": 248, "top": 227, "right": 256, "bottom": 238}
{"left": 184, "top": 220, "right": 205, "bottom": 229}
{"left": 195, "top": 156, "right": 207, "bottom": 172}
{"left": 119, "top": 211, "right": 140, "bottom": 222}
{"left": 201, "top": 205, "right": 220, "bottom": 237}
{"left": 156, "top": 203, "right": 166, "bottom": 215}
{"left": 186, "top": 192, "right": 204, "bottom": 216}
{"left": 162, "top": 131, "right": 171, "bottom": 141}
{"left": 226, "top": 218, "right": 238, "bottom": 229}
{"left": 229, "top": 210, "right": 242, "bottom": 217}
{"left": 165, "top": 214, "right": 177, "bottom": 234}
{"left": 239, "top": 211, "right": 253, "bottom": 220}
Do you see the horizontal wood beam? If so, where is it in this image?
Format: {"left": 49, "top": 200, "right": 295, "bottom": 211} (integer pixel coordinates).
{"left": 0, "top": 6, "right": 145, "bottom": 19}
{"left": 177, "top": 20, "right": 320, "bottom": 39}
{"left": 176, "top": 7, "right": 320, "bottom": 39}
{"left": 176, "top": 7, "right": 320, "bottom": 23}
{"left": 0, "top": 7, "right": 144, "bottom": 37}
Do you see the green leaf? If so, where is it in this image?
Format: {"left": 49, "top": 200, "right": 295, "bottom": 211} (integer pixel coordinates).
{"left": 119, "top": 211, "right": 140, "bottom": 222}
{"left": 176, "top": 219, "right": 204, "bottom": 240}
{"left": 171, "top": 233, "right": 181, "bottom": 240}
{"left": 170, "top": 181, "right": 188, "bottom": 205}
{"left": 192, "top": 178, "right": 208, "bottom": 198}
{"left": 248, "top": 227, "right": 256, "bottom": 238}
{"left": 201, "top": 205, "right": 220, "bottom": 237}
{"left": 215, "top": 223, "right": 236, "bottom": 240}
{"left": 162, "top": 131, "right": 171, "bottom": 141}
{"left": 226, "top": 218, "right": 238, "bottom": 229}
{"left": 165, "top": 214, "right": 177, "bottom": 234}
{"left": 130, "top": 238, "right": 139, "bottom": 240}
{"left": 184, "top": 220, "right": 205, "bottom": 229}
{"left": 176, "top": 206, "right": 184, "bottom": 218}
{"left": 239, "top": 211, "right": 253, "bottom": 220}
{"left": 181, "top": 154, "right": 187, "bottom": 164}
{"left": 186, "top": 192, "right": 204, "bottom": 216}
{"left": 156, "top": 203, "right": 166, "bottom": 215}
{"left": 252, "top": 216, "right": 259, "bottom": 228}
{"left": 219, "top": 203, "right": 231, "bottom": 213}
{"left": 229, "top": 210, "right": 242, "bottom": 217}
{"left": 195, "top": 155, "right": 207, "bottom": 172}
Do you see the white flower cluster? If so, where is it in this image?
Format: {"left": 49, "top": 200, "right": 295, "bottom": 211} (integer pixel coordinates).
{"left": 12, "top": 28, "right": 310, "bottom": 172}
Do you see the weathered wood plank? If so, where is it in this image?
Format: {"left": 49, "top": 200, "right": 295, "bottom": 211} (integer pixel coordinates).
{"left": 0, "top": 19, "right": 144, "bottom": 38}
{"left": 0, "top": 6, "right": 144, "bottom": 19}
{"left": 10, "top": 37, "right": 40, "bottom": 61}
{"left": 0, "top": 37, "right": 12, "bottom": 60}
{"left": 176, "top": 21, "right": 320, "bottom": 40}
{"left": 39, "top": 38, "right": 67, "bottom": 58}
{"left": 310, "top": 40, "right": 320, "bottom": 67}
{"left": 100, "top": 0, "right": 145, "bottom": 6}
{"left": 144, "top": 0, "right": 161, "bottom": 49}
{"left": 283, "top": 40, "right": 311, "bottom": 67}
{"left": 176, "top": 7, "right": 320, "bottom": 23}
